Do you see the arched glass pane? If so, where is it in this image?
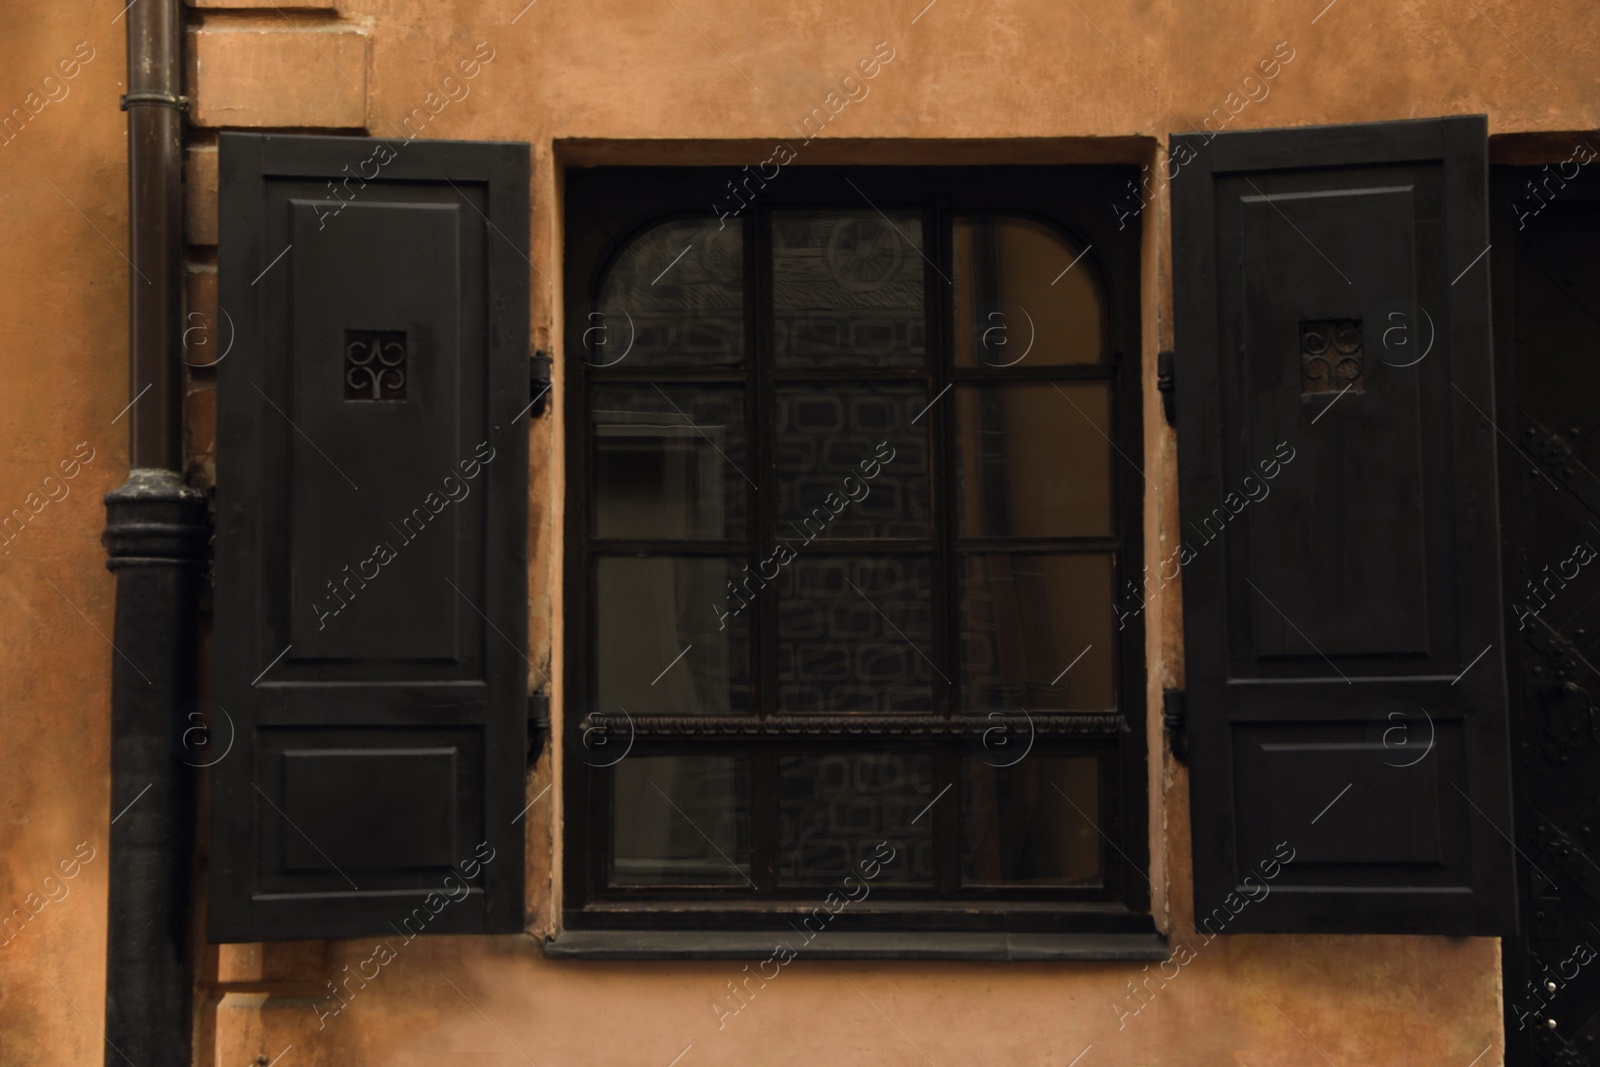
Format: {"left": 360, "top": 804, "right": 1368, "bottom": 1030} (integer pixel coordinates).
{"left": 953, "top": 216, "right": 1105, "bottom": 367}
{"left": 591, "top": 218, "right": 743, "bottom": 368}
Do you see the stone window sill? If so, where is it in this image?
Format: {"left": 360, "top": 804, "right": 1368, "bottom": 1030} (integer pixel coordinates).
{"left": 543, "top": 929, "right": 1170, "bottom": 962}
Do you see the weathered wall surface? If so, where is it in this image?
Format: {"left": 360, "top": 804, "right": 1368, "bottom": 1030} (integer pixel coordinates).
{"left": 7, "top": 0, "right": 1598, "bottom": 1063}
{"left": 0, "top": 0, "right": 127, "bottom": 1063}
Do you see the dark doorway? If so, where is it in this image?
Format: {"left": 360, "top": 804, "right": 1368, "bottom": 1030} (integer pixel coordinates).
{"left": 1497, "top": 157, "right": 1600, "bottom": 1065}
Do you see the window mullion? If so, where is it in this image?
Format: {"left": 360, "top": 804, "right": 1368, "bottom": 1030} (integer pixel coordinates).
{"left": 929, "top": 199, "right": 956, "bottom": 721}
{"left": 929, "top": 199, "right": 961, "bottom": 896}
{"left": 751, "top": 203, "right": 779, "bottom": 894}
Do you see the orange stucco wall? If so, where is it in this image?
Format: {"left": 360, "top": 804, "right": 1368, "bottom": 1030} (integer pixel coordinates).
{"left": 0, "top": 1, "right": 128, "bottom": 1063}
{"left": 7, "top": 0, "right": 1600, "bottom": 1063}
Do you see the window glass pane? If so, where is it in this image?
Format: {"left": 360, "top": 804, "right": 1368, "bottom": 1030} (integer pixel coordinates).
{"left": 611, "top": 754, "right": 751, "bottom": 886}
{"left": 591, "top": 385, "right": 748, "bottom": 539}
{"left": 593, "top": 218, "right": 743, "bottom": 368}
{"left": 962, "top": 755, "right": 1100, "bottom": 886}
{"left": 953, "top": 216, "right": 1104, "bottom": 367}
{"left": 955, "top": 382, "right": 1114, "bottom": 539}
{"left": 595, "top": 556, "right": 750, "bottom": 715}
{"left": 778, "top": 556, "right": 935, "bottom": 712}
{"left": 776, "top": 385, "right": 930, "bottom": 539}
{"left": 779, "top": 752, "right": 934, "bottom": 887}
{"left": 961, "top": 553, "right": 1115, "bottom": 712}
{"left": 773, "top": 210, "right": 926, "bottom": 367}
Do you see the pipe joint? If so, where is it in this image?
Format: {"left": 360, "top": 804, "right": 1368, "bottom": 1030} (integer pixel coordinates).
{"left": 103, "top": 469, "right": 209, "bottom": 570}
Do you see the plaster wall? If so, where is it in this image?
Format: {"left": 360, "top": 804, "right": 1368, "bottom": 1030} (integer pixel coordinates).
{"left": 0, "top": 1, "right": 133, "bottom": 1063}
{"left": 7, "top": 0, "right": 1599, "bottom": 1063}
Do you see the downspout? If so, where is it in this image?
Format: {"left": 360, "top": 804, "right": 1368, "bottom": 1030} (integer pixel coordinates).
{"left": 102, "top": 0, "right": 206, "bottom": 1060}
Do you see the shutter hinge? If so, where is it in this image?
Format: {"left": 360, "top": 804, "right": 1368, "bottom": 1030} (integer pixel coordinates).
{"left": 529, "top": 350, "right": 552, "bottom": 418}
{"left": 1157, "top": 350, "right": 1177, "bottom": 427}
{"left": 527, "top": 690, "right": 551, "bottom": 761}
{"left": 1163, "top": 687, "right": 1188, "bottom": 764}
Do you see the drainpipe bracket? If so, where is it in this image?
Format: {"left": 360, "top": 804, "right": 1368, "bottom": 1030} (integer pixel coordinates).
{"left": 120, "top": 91, "right": 189, "bottom": 112}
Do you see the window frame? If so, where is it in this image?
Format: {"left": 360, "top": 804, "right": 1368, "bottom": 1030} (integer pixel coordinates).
{"left": 561, "top": 164, "right": 1150, "bottom": 937}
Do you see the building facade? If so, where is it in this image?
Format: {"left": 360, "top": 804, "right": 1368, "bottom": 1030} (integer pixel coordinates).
{"left": 4, "top": 0, "right": 1599, "bottom": 1064}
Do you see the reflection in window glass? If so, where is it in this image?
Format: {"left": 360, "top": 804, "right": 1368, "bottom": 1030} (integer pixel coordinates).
{"left": 594, "top": 218, "right": 743, "bottom": 368}
{"left": 955, "top": 382, "right": 1114, "bottom": 539}
{"left": 961, "top": 553, "right": 1115, "bottom": 711}
{"left": 776, "top": 385, "right": 930, "bottom": 540}
{"left": 778, "top": 751, "right": 933, "bottom": 886}
{"left": 611, "top": 754, "right": 751, "bottom": 886}
{"left": 953, "top": 215, "right": 1104, "bottom": 367}
{"left": 591, "top": 385, "right": 748, "bottom": 540}
{"left": 779, "top": 556, "right": 935, "bottom": 713}
{"left": 595, "top": 557, "right": 749, "bottom": 715}
{"left": 963, "top": 755, "right": 1100, "bottom": 885}
{"left": 773, "top": 210, "right": 926, "bottom": 367}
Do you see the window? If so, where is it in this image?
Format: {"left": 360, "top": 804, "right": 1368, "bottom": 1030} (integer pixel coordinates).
{"left": 564, "top": 167, "right": 1148, "bottom": 937}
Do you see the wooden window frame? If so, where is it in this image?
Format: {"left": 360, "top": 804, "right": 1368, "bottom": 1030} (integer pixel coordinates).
{"left": 561, "top": 165, "right": 1150, "bottom": 938}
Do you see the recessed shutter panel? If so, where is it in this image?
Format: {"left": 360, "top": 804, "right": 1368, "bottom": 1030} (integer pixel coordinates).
{"left": 211, "top": 133, "right": 530, "bottom": 941}
{"left": 1171, "top": 116, "right": 1516, "bottom": 934}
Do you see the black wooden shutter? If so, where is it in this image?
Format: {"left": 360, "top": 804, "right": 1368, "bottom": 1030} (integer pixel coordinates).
{"left": 1171, "top": 116, "right": 1517, "bottom": 934}
{"left": 211, "top": 133, "right": 530, "bottom": 941}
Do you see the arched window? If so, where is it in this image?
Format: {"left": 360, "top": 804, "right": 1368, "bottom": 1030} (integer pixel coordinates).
{"left": 564, "top": 169, "right": 1149, "bottom": 944}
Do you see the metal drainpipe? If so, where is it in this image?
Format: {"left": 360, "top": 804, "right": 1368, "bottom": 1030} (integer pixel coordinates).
{"left": 102, "top": 0, "right": 207, "bottom": 1059}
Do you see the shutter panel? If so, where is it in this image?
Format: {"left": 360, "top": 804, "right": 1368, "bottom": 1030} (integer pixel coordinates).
{"left": 211, "top": 133, "right": 530, "bottom": 941}
{"left": 1171, "top": 116, "right": 1516, "bottom": 934}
